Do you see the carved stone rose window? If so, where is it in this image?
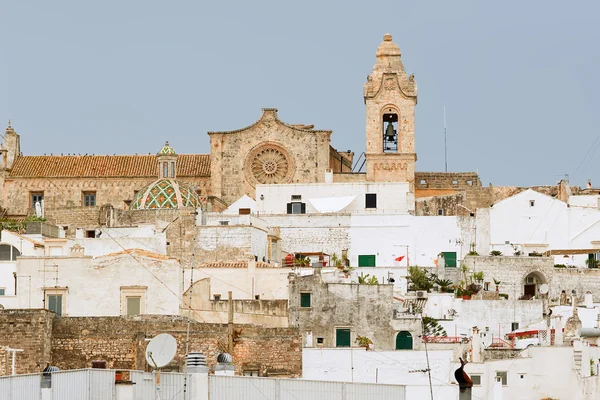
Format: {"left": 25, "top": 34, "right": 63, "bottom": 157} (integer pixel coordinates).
{"left": 245, "top": 143, "right": 294, "bottom": 186}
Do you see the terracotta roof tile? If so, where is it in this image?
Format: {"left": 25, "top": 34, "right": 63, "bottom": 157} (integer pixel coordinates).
{"left": 9, "top": 154, "right": 210, "bottom": 178}
{"left": 198, "top": 260, "right": 275, "bottom": 269}
{"left": 96, "top": 248, "right": 175, "bottom": 261}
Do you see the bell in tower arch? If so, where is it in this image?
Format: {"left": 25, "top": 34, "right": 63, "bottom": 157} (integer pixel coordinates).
{"left": 385, "top": 122, "right": 396, "bottom": 140}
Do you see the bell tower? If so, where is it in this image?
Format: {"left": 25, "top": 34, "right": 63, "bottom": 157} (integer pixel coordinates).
{"left": 364, "top": 34, "right": 417, "bottom": 193}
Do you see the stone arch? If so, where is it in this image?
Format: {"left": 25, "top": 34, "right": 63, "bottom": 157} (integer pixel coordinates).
{"left": 521, "top": 270, "right": 547, "bottom": 299}
{"left": 395, "top": 331, "right": 413, "bottom": 350}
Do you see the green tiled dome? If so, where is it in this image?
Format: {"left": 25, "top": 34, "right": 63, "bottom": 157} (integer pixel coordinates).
{"left": 157, "top": 141, "right": 177, "bottom": 156}
{"left": 130, "top": 179, "right": 199, "bottom": 210}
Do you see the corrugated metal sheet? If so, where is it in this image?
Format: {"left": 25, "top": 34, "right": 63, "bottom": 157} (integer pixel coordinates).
{"left": 131, "top": 371, "right": 193, "bottom": 400}
{"left": 0, "top": 373, "right": 41, "bottom": 400}
{"left": 209, "top": 376, "right": 405, "bottom": 400}
{"left": 51, "top": 369, "right": 115, "bottom": 400}
{"left": 346, "top": 381, "right": 405, "bottom": 400}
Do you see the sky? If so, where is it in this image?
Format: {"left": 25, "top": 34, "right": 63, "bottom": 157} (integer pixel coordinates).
{"left": 1, "top": 0, "right": 599, "bottom": 187}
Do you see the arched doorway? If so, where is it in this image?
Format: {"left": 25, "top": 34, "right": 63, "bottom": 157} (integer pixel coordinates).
{"left": 396, "top": 331, "right": 413, "bottom": 350}
{"left": 522, "top": 271, "right": 547, "bottom": 300}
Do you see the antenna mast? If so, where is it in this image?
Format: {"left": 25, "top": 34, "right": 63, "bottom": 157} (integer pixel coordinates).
{"left": 444, "top": 105, "right": 448, "bottom": 173}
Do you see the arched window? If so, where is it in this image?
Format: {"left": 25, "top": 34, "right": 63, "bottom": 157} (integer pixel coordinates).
{"left": 396, "top": 331, "right": 413, "bottom": 350}
{"left": 383, "top": 111, "right": 399, "bottom": 153}
{"left": 0, "top": 244, "right": 21, "bottom": 261}
{"left": 170, "top": 161, "right": 176, "bottom": 178}
{"left": 163, "top": 162, "right": 168, "bottom": 178}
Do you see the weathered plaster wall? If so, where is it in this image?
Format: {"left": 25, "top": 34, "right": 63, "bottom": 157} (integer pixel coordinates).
{"left": 16, "top": 253, "right": 181, "bottom": 316}
{"left": 288, "top": 269, "right": 419, "bottom": 351}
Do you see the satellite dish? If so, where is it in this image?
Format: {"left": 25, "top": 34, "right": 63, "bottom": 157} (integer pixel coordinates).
{"left": 145, "top": 334, "right": 177, "bottom": 368}
{"left": 539, "top": 284, "right": 549, "bottom": 295}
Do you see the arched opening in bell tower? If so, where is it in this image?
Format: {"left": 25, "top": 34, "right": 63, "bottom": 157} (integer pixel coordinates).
{"left": 382, "top": 112, "right": 398, "bottom": 152}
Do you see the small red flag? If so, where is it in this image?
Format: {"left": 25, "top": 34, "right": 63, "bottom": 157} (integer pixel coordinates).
{"left": 395, "top": 256, "right": 405, "bottom": 262}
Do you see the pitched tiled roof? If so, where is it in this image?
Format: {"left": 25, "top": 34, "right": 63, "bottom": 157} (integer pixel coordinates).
{"left": 9, "top": 154, "right": 210, "bottom": 178}
{"left": 198, "top": 261, "right": 275, "bottom": 269}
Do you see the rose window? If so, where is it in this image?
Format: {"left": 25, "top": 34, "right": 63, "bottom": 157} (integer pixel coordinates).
{"left": 251, "top": 147, "right": 290, "bottom": 184}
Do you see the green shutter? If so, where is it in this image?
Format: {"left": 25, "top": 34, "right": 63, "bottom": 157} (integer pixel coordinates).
{"left": 358, "top": 255, "right": 376, "bottom": 267}
{"left": 442, "top": 252, "right": 457, "bottom": 268}
{"left": 336, "top": 328, "right": 351, "bottom": 347}
{"left": 300, "top": 293, "right": 311, "bottom": 308}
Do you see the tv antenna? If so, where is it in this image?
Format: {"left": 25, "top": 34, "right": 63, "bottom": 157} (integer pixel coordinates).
{"left": 146, "top": 333, "right": 177, "bottom": 400}
{"left": 444, "top": 105, "right": 448, "bottom": 173}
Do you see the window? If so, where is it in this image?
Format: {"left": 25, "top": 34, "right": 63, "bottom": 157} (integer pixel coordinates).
{"left": 420, "top": 179, "right": 427, "bottom": 185}
{"left": 120, "top": 286, "right": 147, "bottom": 316}
{"left": 126, "top": 297, "right": 141, "bottom": 316}
{"left": 85, "top": 230, "right": 96, "bottom": 238}
{"left": 31, "top": 192, "right": 44, "bottom": 207}
{"left": 358, "top": 255, "right": 376, "bottom": 267}
{"left": 300, "top": 292, "right": 311, "bottom": 308}
{"left": 335, "top": 328, "right": 351, "bottom": 347}
{"left": 45, "top": 290, "right": 66, "bottom": 316}
{"left": 239, "top": 208, "right": 251, "bottom": 215}
{"left": 123, "top": 200, "right": 132, "bottom": 209}
{"left": 471, "top": 375, "right": 482, "bottom": 386}
{"left": 287, "top": 202, "right": 306, "bottom": 214}
{"left": 437, "top": 209, "right": 444, "bottom": 216}
{"left": 163, "top": 162, "right": 168, "bottom": 178}
{"left": 467, "top": 180, "right": 473, "bottom": 186}
{"left": 529, "top": 200, "right": 535, "bottom": 207}
{"left": 0, "top": 244, "right": 21, "bottom": 261}
{"left": 291, "top": 195, "right": 302, "bottom": 201}
{"left": 496, "top": 371, "right": 507, "bottom": 386}
{"left": 452, "top": 180, "right": 458, "bottom": 185}
{"left": 365, "top": 193, "right": 377, "bottom": 209}
{"left": 219, "top": 221, "right": 229, "bottom": 226}
{"left": 0, "top": 288, "right": 5, "bottom": 296}
{"left": 83, "top": 191, "right": 96, "bottom": 207}
{"left": 441, "top": 252, "right": 457, "bottom": 268}
{"left": 484, "top": 282, "right": 490, "bottom": 291}
{"left": 170, "top": 161, "right": 176, "bottom": 178}
{"left": 316, "top": 337, "right": 324, "bottom": 344}
{"left": 382, "top": 112, "right": 398, "bottom": 152}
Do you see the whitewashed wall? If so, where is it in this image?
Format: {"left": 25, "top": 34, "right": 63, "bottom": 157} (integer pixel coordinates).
{"left": 256, "top": 182, "right": 411, "bottom": 214}
{"left": 16, "top": 253, "right": 181, "bottom": 316}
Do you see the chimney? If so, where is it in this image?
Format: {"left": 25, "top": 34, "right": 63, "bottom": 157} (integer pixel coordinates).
{"left": 471, "top": 327, "right": 481, "bottom": 363}
{"left": 3, "top": 122, "right": 20, "bottom": 170}
{"left": 554, "top": 315, "right": 563, "bottom": 346}
{"left": 585, "top": 292, "right": 593, "bottom": 308}
{"left": 213, "top": 352, "right": 235, "bottom": 376}
{"left": 324, "top": 168, "right": 333, "bottom": 183}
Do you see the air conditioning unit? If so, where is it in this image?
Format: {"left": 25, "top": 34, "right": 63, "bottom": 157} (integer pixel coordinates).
{"left": 416, "top": 291, "right": 428, "bottom": 299}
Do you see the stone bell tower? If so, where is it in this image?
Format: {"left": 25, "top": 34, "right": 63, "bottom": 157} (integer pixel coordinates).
{"left": 364, "top": 34, "right": 417, "bottom": 193}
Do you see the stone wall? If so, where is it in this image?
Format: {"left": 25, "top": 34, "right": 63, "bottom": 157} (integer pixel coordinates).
{"left": 462, "top": 256, "right": 600, "bottom": 302}
{"left": 261, "top": 214, "right": 351, "bottom": 257}
{"left": 415, "top": 172, "right": 482, "bottom": 189}
{"left": 0, "top": 311, "right": 301, "bottom": 377}
{"left": 0, "top": 309, "right": 55, "bottom": 376}
{"left": 2, "top": 177, "right": 210, "bottom": 216}
{"left": 289, "top": 268, "right": 420, "bottom": 351}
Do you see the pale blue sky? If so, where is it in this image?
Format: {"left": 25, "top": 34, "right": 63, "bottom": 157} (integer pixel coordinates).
{"left": 1, "top": 0, "right": 599, "bottom": 187}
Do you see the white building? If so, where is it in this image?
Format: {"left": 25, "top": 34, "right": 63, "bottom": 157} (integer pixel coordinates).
{"left": 482, "top": 189, "right": 600, "bottom": 267}
{"left": 16, "top": 248, "right": 181, "bottom": 316}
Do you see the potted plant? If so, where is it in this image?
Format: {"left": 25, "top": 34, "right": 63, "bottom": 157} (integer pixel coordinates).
{"left": 586, "top": 258, "right": 599, "bottom": 269}
{"left": 490, "top": 250, "right": 503, "bottom": 256}
{"left": 493, "top": 278, "right": 501, "bottom": 292}
{"left": 355, "top": 336, "right": 373, "bottom": 351}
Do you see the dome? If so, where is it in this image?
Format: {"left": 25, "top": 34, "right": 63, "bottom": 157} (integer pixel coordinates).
{"left": 130, "top": 178, "right": 199, "bottom": 210}
{"left": 157, "top": 141, "right": 177, "bottom": 156}
{"left": 376, "top": 33, "right": 401, "bottom": 58}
